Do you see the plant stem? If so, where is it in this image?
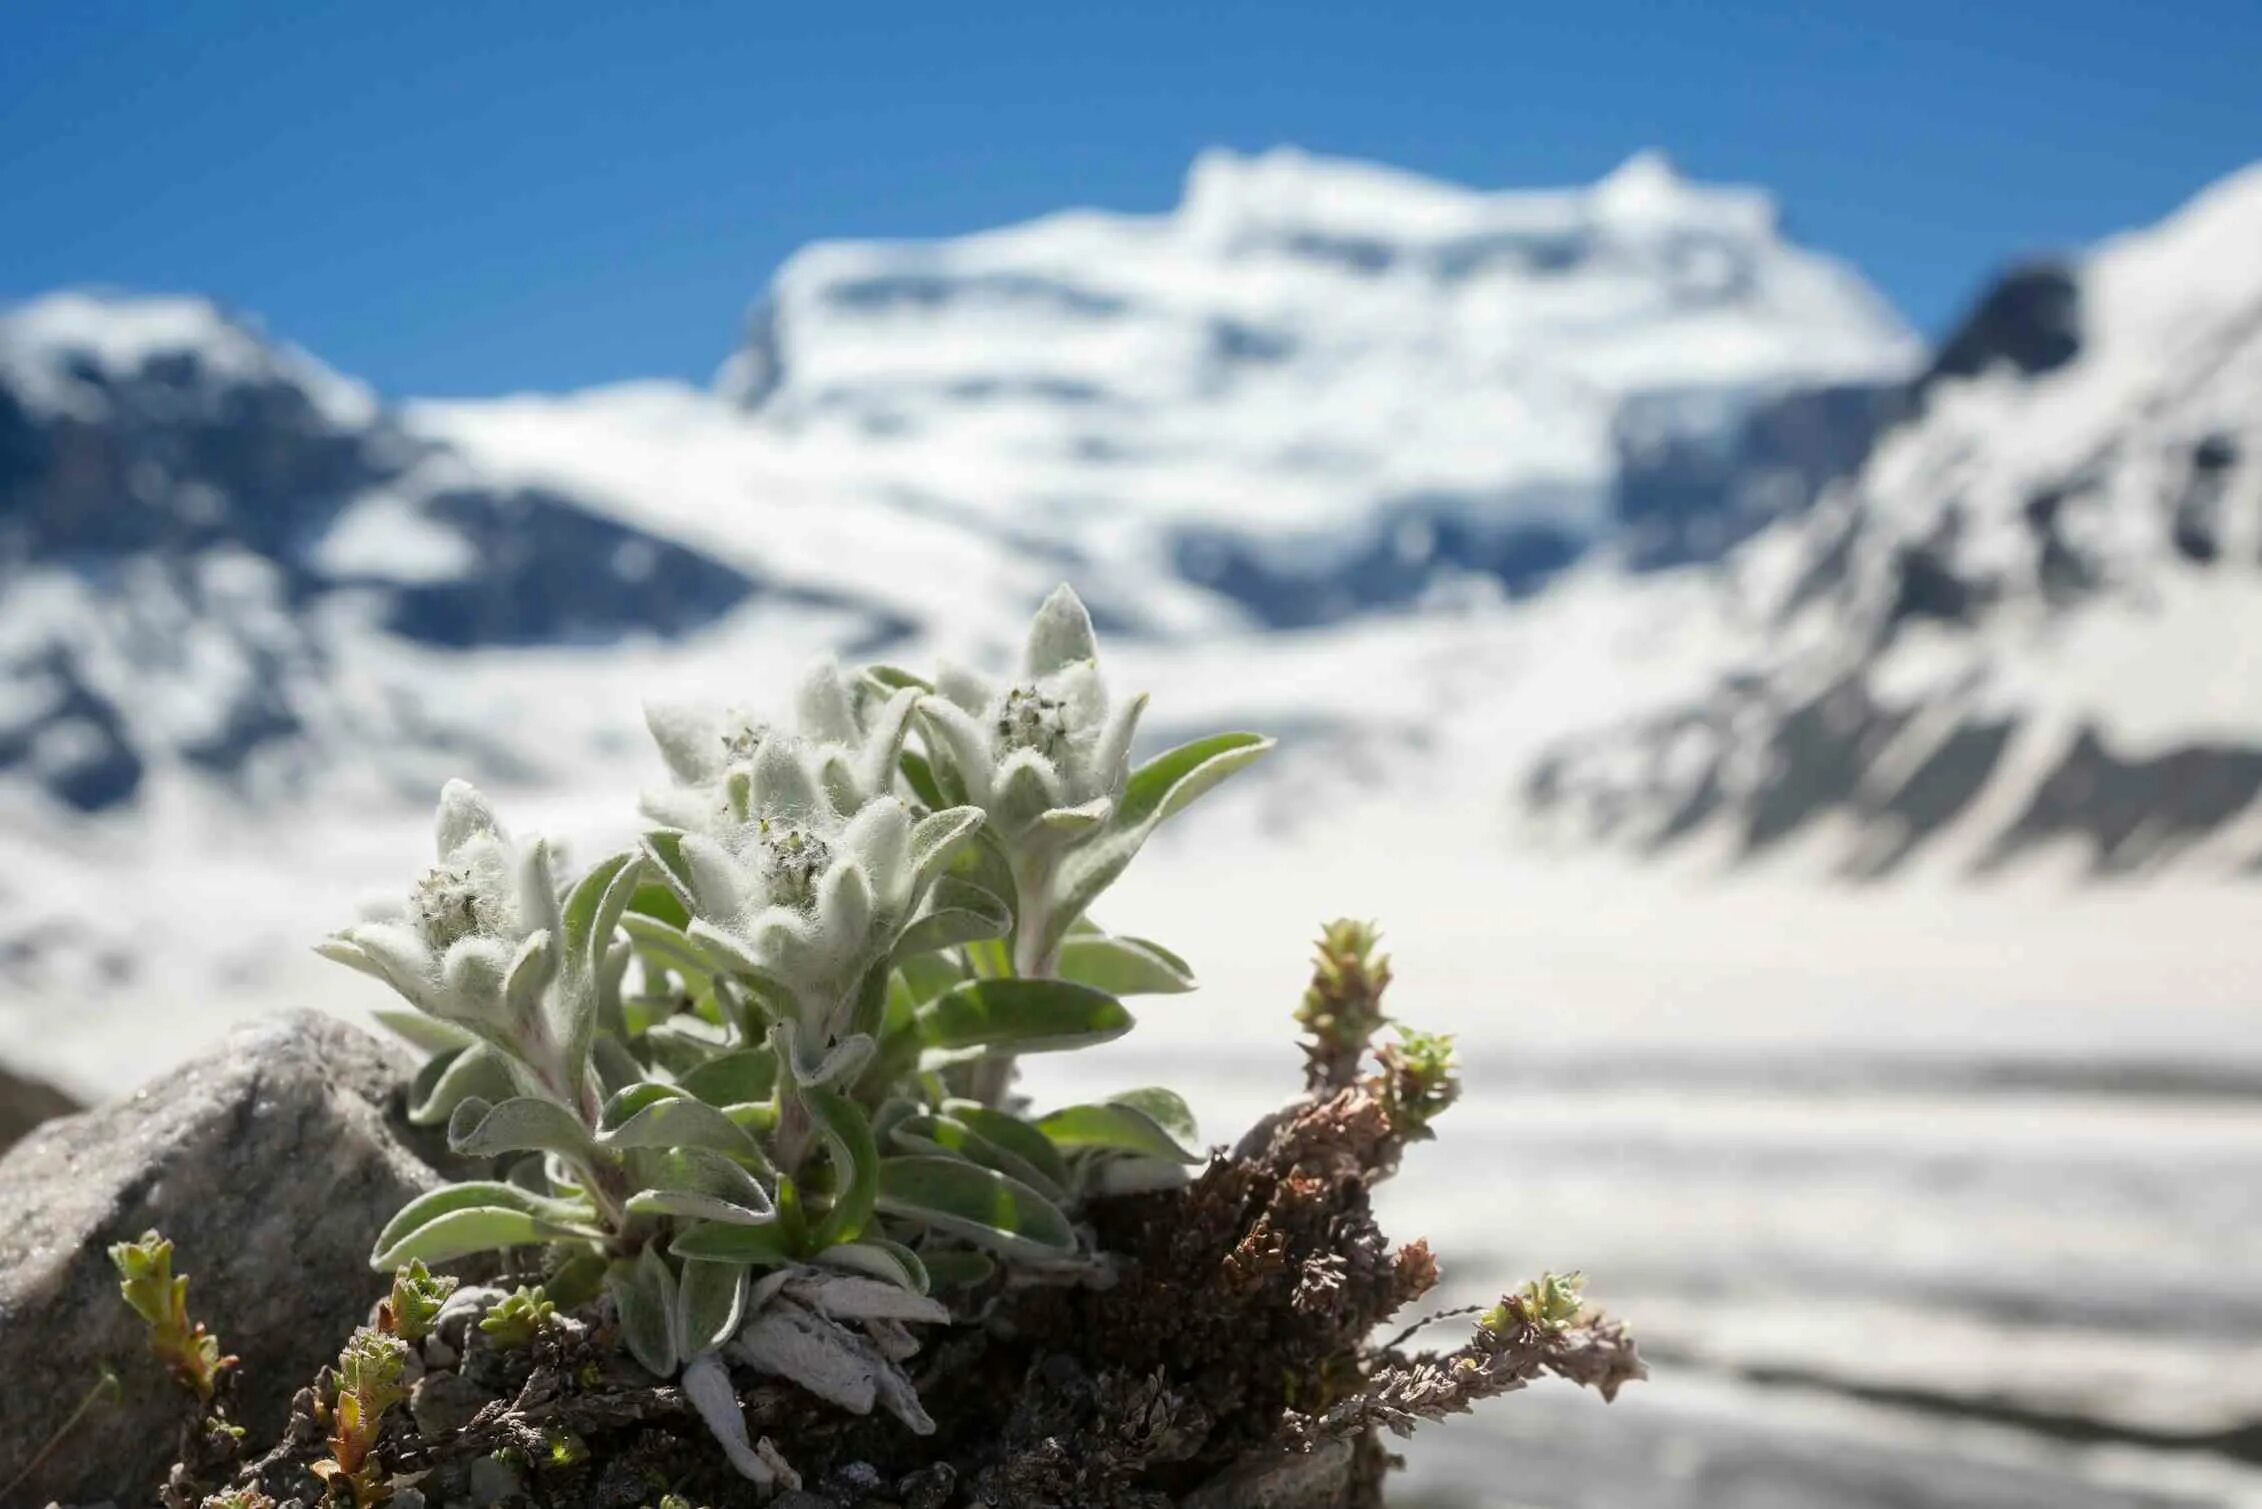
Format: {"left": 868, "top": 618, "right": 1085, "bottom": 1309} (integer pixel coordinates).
{"left": 975, "top": 857, "right": 1065, "bottom": 1106}
{"left": 772, "top": 1092, "right": 813, "bottom": 1179}
{"left": 3, "top": 1367, "right": 118, "bottom": 1503}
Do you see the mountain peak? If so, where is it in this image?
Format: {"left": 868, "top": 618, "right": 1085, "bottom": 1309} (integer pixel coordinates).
{"left": 718, "top": 144, "right": 1918, "bottom": 623}
{"left": 1175, "top": 144, "right": 1779, "bottom": 250}
{"left": 0, "top": 290, "right": 377, "bottom": 428}
{"left": 1593, "top": 148, "right": 1719, "bottom": 219}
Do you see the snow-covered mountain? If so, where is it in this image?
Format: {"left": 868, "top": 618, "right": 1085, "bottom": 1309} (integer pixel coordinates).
{"left": 1522, "top": 162, "right": 2262, "bottom": 878}
{"left": 708, "top": 147, "right": 1919, "bottom": 623}
{"left": 5, "top": 146, "right": 2259, "bottom": 890}
{"left": 0, "top": 295, "right": 898, "bottom": 812}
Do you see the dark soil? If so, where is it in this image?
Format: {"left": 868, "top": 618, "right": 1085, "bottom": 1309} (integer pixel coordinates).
{"left": 166, "top": 1082, "right": 1638, "bottom": 1509}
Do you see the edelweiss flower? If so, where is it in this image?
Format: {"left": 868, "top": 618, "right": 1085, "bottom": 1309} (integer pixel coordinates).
{"left": 917, "top": 585, "right": 1146, "bottom": 840}
{"left": 643, "top": 660, "right": 918, "bottom": 834}
{"left": 318, "top": 780, "right": 567, "bottom": 1083}
{"left": 912, "top": 585, "right": 1271, "bottom": 979}
{"left": 669, "top": 739, "right": 980, "bottom": 1041}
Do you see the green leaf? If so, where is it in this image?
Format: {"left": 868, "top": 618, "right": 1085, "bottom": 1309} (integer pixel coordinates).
{"left": 804, "top": 1087, "right": 879, "bottom": 1250}
{"left": 600, "top": 1081, "right": 686, "bottom": 1128}
{"left": 555, "top": 852, "right": 642, "bottom": 1092}
{"left": 501, "top": 930, "right": 557, "bottom": 1037}
{"left": 773, "top": 1168, "right": 809, "bottom": 1251}
{"left": 1117, "top": 731, "right": 1275, "bottom": 831}
{"left": 961, "top": 936, "right": 1013, "bottom": 980}
{"left": 898, "top": 746, "right": 950, "bottom": 809}
{"left": 376, "top": 1181, "right": 593, "bottom": 1255}
{"left": 1045, "top": 732, "right": 1273, "bottom": 954}
{"left": 909, "top": 807, "right": 986, "bottom": 893}
{"left": 947, "top": 826, "right": 1020, "bottom": 924}
{"left": 627, "top": 1188, "right": 763, "bottom": 1225}
{"left": 406, "top": 1043, "right": 517, "bottom": 1127}
{"left": 875, "top": 1156, "right": 1075, "bottom": 1260}
{"left": 608, "top": 1247, "right": 678, "bottom": 1376}
{"left": 372, "top": 1008, "right": 476, "bottom": 1055}
{"left": 371, "top": 1205, "right": 592, "bottom": 1270}
{"left": 619, "top": 912, "right": 714, "bottom": 984}
{"left": 895, "top": 952, "right": 965, "bottom": 1012}
{"left": 863, "top": 664, "right": 935, "bottom": 695}
{"left": 685, "top": 918, "right": 801, "bottom": 1000}
{"left": 625, "top": 1145, "right": 773, "bottom": 1217}
{"left": 1037, "top": 1090, "right": 1203, "bottom": 1163}
{"left": 638, "top": 831, "right": 699, "bottom": 912}
{"left": 1109, "top": 1086, "right": 1202, "bottom": 1152}
{"left": 1090, "top": 1155, "right": 1196, "bottom": 1195}
{"left": 562, "top": 852, "right": 640, "bottom": 971}
{"left": 677, "top": 1047, "right": 778, "bottom": 1107}
{"left": 642, "top": 1022, "right": 728, "bottom": 1077}
{"left": 920, "top": 1248, "right": 997, "bottom": 1291}
{"left": 815, "top": 1239, "right": 930, "bottom": 1295}
{"left": 447, "top": 1096, "right": 603, "bottom": 1162}
{"left": 625, "top": 879, "right": 692, "bottom": 929}
{"left": 602, "top": 1095, "right": 765, "bottom": 1161}
{"left": 939, "top": 1101, "right": 1073, "bottom": 1194}
{"left": 893, "top": 876, "right": 1011, "bottom": 961}
{"left": 544, "top": 1250, "right": 609, "bottom": 1310}
{"left": 917, "top": 978, "right": 1134, "bottom": 1056}
{"left": 890, "top": 1114, "right": 1066, "bottom": 1203}
{"left": 672, "top": 1219, "right": 797, "bottom": 1266}
{"left": 1056, "top": 932, "right": 1197, "bottom": 996}
{"left": 591, "top": 1035, "right": 645, "bottom": 1095}
{"left": 672, "top": 1254, "right": 746, "bottom": 1356}
{"left": 1039, "top": 796, "right": 1111, "bottom": 834}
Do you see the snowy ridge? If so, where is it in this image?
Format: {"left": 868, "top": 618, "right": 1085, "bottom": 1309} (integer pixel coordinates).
{"left": 1522, "top": 162, "right": 2262, "bottom": 877}
{"left": 0, "top": 292, "right": 911, "bottom": 813}
{"left": 703, "top": 147, "right": 1918, "bottom": 623}
{"left": 0, "top": 291, "right": 378, "bottom": 428}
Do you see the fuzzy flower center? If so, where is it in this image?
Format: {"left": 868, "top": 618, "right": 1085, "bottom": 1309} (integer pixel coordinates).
{"left": 412, "top": 865, "right": 502, "bottom": 951}
{"left": 992, "top": 682, "right": 1070, "bottom": 760}
{"left": 719, "top": 716, "right": 769, "bottom": 764}
{"left": 756, "top": 820, "right": 832, "bottom": 910}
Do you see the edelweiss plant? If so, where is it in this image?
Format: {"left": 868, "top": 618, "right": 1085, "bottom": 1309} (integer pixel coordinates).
{"left": 318, "top": 585, "right": 1270, "bottom": 1488}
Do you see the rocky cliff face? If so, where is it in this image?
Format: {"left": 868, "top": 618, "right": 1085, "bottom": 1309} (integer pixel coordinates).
{"left": 1524, "top": 165, "right": 2262, "bottom": 876}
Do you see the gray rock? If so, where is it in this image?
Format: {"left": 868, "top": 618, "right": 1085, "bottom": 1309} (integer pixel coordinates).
{"left": 1180, "top": 1440, "right": 1358, "bottom": 1509}
{"left": 0, "top": 1010, "right": 451, "bottom": 1506}
{"left": 411, "top": 1369, "right": 496, "bottom": 1442}
{"left": 466, "top": 1452, "right": 522, "bottom": 1507}
{"left": 0, "top": 1060, "right": 80, "bottom": 1155}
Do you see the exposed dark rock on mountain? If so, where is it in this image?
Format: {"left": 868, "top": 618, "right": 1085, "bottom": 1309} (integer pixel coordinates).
{"left": 1922, "top": 261, "right": 2083, "bottom": 389}
{"left": 376, "top": 487, "right": 758, "bottom": 648}
{"left": 1173, "top": 503, "right": 1586, "bottom": 627}
{"left": 1524, "top": 164, "right": 2262, "bottom": 876}
{"left": 1610, "top": 382, "right": 1914, "bottom": 570}
{"left": 1980, "top": 729, "right": 2262, "bottom": 876}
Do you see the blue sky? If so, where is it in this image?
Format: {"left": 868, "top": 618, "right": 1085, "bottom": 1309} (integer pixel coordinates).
{"left": 4, "top": 1, "right": 2255, "bottom": 397}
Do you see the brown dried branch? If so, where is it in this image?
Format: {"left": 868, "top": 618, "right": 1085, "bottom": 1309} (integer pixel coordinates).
{"left": 1282, "top": 1297, "right": 1646, "bottom": 1448}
